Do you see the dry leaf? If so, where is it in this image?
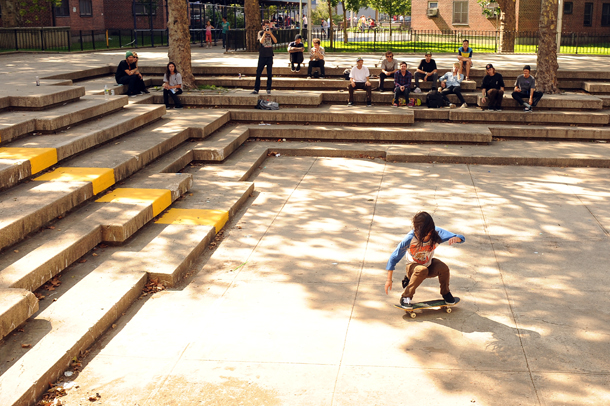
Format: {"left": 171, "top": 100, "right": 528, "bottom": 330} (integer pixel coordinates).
{"left": 21, "top": 344, "right": 31, "bottom": 348}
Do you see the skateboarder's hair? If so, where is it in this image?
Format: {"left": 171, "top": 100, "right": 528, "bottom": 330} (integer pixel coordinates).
{"left": 412, "top": 211, "right": 441, "bottom": 247}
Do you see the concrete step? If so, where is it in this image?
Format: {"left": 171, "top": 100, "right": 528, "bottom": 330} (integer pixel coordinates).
{"left": 0, "top": 117, "right": 190, "bottom": 251}
{"left": 246, "top": 122, "right": 491, "bottom": 143}
{"left": 0, "top": 95, "right": 128, "bottom": 145}
{"left": 477, "top": 93, "right": 603, "bottom": 110}
{"left": 583, "top": 81, "right": 610, "bottom": 94}
{"left": 7, "top": 85, "right": 85, "bottom": 110}
{"left": 192, "top": 125, "right": 250, "bottom": 161}
{"left": 0, "top": 104, "right": 165, "bottom": 191}
{"left": 229, "top": 105, "right": 414, "bottom": 125}
{"left": 191, "top": 76, "right": 477, "bottom": 91}
{"left": 78, "top": 75, "right": 155, "bottom": 96}
{"left": 0, "top": 289, "right": 38, "bottom": 341}
{"left": 0, "top": 173, "right": 192, "bottom": 292}
{"left": 320, "top": 90, "right": 478, "bottom": 104}
{"left": 194, "top": 141, "right": 270, "bottom": 181}
{"left": 411, "top": 107, "right": 610, "bottom": 125}
{"left": 43, "top": 65, "right": 114, "bottom": 82}
{"left": 151, "top": 90, "right": 323, "bottom": 107}
{"left": 489, "top": 124, "right": 610, "bottom": 140}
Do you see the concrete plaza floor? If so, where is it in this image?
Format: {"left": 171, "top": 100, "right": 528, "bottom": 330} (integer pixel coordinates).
{"left": 58, "top": 156, "right": 610, "bottom": 405}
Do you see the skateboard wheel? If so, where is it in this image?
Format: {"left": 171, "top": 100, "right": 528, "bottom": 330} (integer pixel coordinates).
{"left": 410, "top": 312, "right": 417, "bottom": 319}
{"left": 446, "top": 308, "right": 452, "bottom": 314}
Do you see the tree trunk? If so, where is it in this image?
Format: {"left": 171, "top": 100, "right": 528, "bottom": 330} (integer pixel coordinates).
{"left": 341, "top": 2, "right": 348, "bottom": 44}
{"left": 536, "top": 0, "right": 560, "bottom": 93}
{"left": 327, "top": 1, "right": 334, "bottom": 49}
{"left": 0, "top": 0, "right": 20, "bottom": 27}
{"left": 245, "top": 0, "right": 260, "bottom": 51}
{"left": 167, "top": 0, "right": 196, "bottom": 90}
{"left": 497, "top": 0, "right": 516, "bottom": 53}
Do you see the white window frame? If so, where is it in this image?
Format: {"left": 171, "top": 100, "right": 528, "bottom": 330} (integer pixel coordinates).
{"left": 452, "top": 1, "right": 469, "bottom": 25}
{"left": 428, "top": 2, "right": 439, "bottom": 9}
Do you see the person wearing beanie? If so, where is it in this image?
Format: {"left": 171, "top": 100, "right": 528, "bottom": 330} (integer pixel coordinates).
{"left": 287, "top": 34, "right": 305, "bottom": 72}
{"left": 512, "top": 65, "right": 543, "bottom": 112}
{"left": 115, "top": 50, "right": 148, "bottom": 97}
{"left": 481, "top": 63, "right": 505, "bottom": 111}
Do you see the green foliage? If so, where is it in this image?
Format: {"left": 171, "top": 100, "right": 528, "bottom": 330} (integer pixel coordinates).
{"left": 344, "top": 0, "right": 368, "bottom": 13}
{"left": 311, "top": 0, "right": 343, "bottom": 25}
{"left": 18, "top": 0, "right": 62, "bottom": 25}
{"left": 477, "top": 0, "right": 500, "bottom": 18}
{"left": 367, "top": 0, "right": 411, "bottom": 18}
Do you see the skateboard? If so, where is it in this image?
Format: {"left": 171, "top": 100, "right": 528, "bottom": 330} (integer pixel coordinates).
{"left": 394, "top": 297, "right": 460, "bottom": 318}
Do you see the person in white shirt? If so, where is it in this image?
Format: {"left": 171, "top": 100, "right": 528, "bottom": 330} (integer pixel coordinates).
{"left": 348, "top": 57, "right": 372, "bottom": 106}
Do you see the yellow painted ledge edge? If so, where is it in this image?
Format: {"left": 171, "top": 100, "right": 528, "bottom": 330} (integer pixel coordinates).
{"left": 96, "top": 188, "right": 172, "bottom": 217}
{"left": 34, "top": 167, "right": 115, "bottom": 195}
{"left": 0, "top": 147, "right": 58, "bottom": 174}
{"left": 156, "top": 208, "right": 229, "bottom": 233}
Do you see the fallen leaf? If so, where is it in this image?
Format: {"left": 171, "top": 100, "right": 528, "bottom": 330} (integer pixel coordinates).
{"left": 78, "top": 259, "right": 87, "bottom": 263}
{"left": 21, "top": 344, "right": 31, "bottom": 348}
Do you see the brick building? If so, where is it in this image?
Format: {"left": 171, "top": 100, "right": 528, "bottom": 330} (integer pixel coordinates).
{"left": 412, "top": 0, "right": 610, "bottom": 33}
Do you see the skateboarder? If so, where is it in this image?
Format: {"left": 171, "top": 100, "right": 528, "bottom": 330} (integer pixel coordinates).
{"left": 384, "top": 211, "right": 465, "bottom": 309}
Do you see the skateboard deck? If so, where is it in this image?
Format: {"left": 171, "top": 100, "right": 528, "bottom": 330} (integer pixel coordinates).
{"left": 394, "top": 297, "right": 460, "bottom": 318}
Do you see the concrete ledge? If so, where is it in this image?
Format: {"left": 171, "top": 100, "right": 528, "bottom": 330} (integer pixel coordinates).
{"left": 42, "top": 65, "right": 114, "bottom": 81}
{"left": 489, "top": 125, "right": 610, "bottom": 140}
{"left": 247, "top": 122, "right": 491, "bottom": 143}
{"left": 447, "top": 109, "right": 609, "bottom": 125}
{"left": 194, "top": 142, "right": 269, "bottom": 181}
{"left": 193, "top": 125, "right": 250, "bottom": 161}
{"left": 477, "top": 93, "right": 603, "bottom": 110}
{"left": 0, "top": 288, "right": 38, "bottom": 341}
{"left": 8, "top": 85, "right": 85, "bottom": 109}
{"left": 583, "top": 81, "right": 610, "bottom": 94}
{"left": 321, "top": 90, "right": 478, "bottom": 105}
{"left": 230, "top": 105, "right": 414, "bottom": 125}
{"left": 151, "top": 91, "right": 323, "bottom": 107}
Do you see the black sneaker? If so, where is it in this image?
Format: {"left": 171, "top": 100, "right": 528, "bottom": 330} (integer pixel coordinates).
{"left": 399, "top": 297, "right": 413, "bottom": 309}
{"left": 175, "top": 105, "right": 184, "bottom": 109}
{"left": 366, "top": 102, "right": 372, "bottom": 107}
{"left": 251, "top": 91, "right": 259, "bottom": 94}
{"left": 401, "top": 275, "right": 410, "bottom": 288}
{"left": 442, "top": 292, "right": 456, "bottom": 304}
{"left": 347, "top": 102, "right": 354, "bottom": 106}
{"left": 379, "top": 88, "right": 385, "bottom": 92}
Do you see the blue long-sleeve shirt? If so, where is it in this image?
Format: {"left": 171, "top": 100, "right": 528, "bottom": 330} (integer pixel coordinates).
{"left": 439, "top": 71, "right": 464, "bottom": 88}
{"left": 386, "top": 227, "right": 465, "bottom": 270}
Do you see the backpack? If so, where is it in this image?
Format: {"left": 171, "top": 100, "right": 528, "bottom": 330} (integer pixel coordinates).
{"left": 343, "top": 69, "right": 350, "bottom": 80}
{"left": 426, "top": 89, "right": 444, "bottom": 108}
{"left": 255, "top": 99, "right": 280, "bottom": 110}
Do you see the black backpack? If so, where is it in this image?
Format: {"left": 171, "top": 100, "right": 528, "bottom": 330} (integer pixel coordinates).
{"left": 426, "top": 89, "right": 445, "bottom": 108}
{"left": 255, "top": 100, "right": 280, "bottom": 110}
{"left": 343, "top": 69, "right": 350, "bottom": 80}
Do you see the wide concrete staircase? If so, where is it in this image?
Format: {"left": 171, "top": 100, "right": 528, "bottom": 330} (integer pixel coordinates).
{"left": 1, "top": 63, "right": 610, "bottom": 406}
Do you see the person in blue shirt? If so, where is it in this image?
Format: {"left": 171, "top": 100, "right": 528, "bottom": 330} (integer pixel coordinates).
{"left": 457, "top": 39, "right": 473, "bottom": 80}
{"left": 384, "top": 211, "right": 465, "bottom": 309}
{"left": 392, "top": 61, "right": 412, "bottom": 107}
{"left": 439, "top": 62, "right": 467, "bottom": 108}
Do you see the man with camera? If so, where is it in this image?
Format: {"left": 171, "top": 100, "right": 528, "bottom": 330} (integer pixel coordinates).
{"left": 252, "top": 20, "right": 277, "bottom": 95}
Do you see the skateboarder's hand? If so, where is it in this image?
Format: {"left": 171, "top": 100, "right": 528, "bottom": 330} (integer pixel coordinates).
{"left": 447, "top": 236, "right": 462, "bottom": 245}
{"left": 385, "top": 279, "right": 392, "bottom": 294}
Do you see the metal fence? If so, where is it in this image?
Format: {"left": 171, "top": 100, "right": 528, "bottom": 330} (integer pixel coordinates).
{"left": 1, "top": 27, "right": 609, "bottom": 55}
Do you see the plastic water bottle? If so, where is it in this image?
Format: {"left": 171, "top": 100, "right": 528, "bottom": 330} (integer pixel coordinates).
{"left": 35, "top": 76, "right": 40, "bottom": 86}
{"left": 104, "top": 84, "right": 109, "bottom": 100}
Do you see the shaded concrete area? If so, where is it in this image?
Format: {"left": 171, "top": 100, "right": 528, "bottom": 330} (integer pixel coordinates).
{"left": 59, "top": 156, "right": 610, "bottom": 405}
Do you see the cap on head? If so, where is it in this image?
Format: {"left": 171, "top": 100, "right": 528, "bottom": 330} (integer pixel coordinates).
{"left": 486, "top": 63, "right": 494, "bottom": 69}
{"left": 425, "top": 51, "right": 432, "bottom": 56}
{"left": 295, "top": 34, "right": 302, "bottom": 40}
{"left": 356, "top": 56, "right": 363, "bottom": 62}
{"left": 125, "top": 51, "right": 134, "bottom": 58}
{"left": 523, "top": 65, "right": 531, "bottom": 71}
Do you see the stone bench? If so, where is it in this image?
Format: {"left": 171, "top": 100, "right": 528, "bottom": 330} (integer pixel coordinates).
{"left": 477, "top": 93, "right": 604, "bottom": 110}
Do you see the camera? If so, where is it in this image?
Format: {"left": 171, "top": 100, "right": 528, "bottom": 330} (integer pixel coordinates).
{"left": 265, "top": 27, "right": 270, "bottom": 31}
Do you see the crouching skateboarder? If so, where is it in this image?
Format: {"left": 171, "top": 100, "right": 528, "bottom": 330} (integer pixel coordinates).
{"left": 384, "top": 211, "right": 465, "bottom": 309}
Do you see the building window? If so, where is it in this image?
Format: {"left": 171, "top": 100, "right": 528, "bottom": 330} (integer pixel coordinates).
{"left": 79, "top": 0, "right": 92, "bottom": 16}
{"left": 134, "top": 1, "right": 157, "bottom": 16}
{"left": 453, "top": 1, "right": 468, "bottom": 25}
{"left": 600, "top": 3, "right": 610, "bottom": 26}
{"left": 428, "top": 2, "right": 438, "bottom": 9}
{"left": 564, "top": 2, "right": 573, "bottom": 14}
{"left": 55, "top": 0, "right": 69, "bottom": 17}
{"left": 584, "top": 2, "right": 593, "bottom": 26}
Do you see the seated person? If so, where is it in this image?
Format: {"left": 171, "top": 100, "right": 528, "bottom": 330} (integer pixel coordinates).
{"left": 307, "top": 38, "right": 326, "bottom": 78}
{"left": 288, "top": 34, "right": 305, "bottom": 72}
{"left": 393, "top": 61, "right": 412, "bottom": 107}
{"left": 115, "top": 50, "right": 148, "bottom": 97}
{"left": 414, "top": 51, "right": 438, "bottom": 92}
{"left": 348, "top": 57, "right": 371, "bottom": 107}
{"left": 162, "top": 62, "right": 183, "bottom": 109}
{"left": 379, "top": 51, "right": 399, "bottom": 92}
{"left": 457, "top": 39, "right": 473, "bottom": 80}
{"left": 481, "top": 63, "right": 505, "bottom": 111}
{"left": 512, "top": 65, "right": 543, "bottom": 112}
{"left": 439, "top": 62, "right": 467, "bottom": 108}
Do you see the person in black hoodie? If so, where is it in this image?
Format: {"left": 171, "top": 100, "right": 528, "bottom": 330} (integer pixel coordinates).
{"left": 481, "top": 63, "right": 505, "bottom": 111}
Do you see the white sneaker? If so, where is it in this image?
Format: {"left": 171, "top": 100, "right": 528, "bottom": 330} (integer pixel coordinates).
{"left": 523, "top": 102, "right": 531, "bottom": 109}
{"left": 399, "top": 297, "right": 413, "bottom": 309}
{"left": 413, "top": 87, "right": 422, "bottom": 93}
{"left": 461, "top": 103, "right": 468, "bottom": 108}
{"left": 449, "top": 103, "right": 456, "bottom": 109}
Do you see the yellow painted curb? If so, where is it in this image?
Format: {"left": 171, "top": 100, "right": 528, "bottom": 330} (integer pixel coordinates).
{"left": 0, "top": 147, "right": 58, "bottom": 174}
{"left": 156, "top": 208, "right": 229, "bottom": 232}
{"left": 34, "top": 167, "right": 115, "bottom": 195}
{"left": 96, "top": 188, "right": 172, "bottom": 217}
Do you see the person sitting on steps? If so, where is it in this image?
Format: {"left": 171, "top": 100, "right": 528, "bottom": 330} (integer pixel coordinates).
{"left": 413, "top": 51, "right": 438, "bottom": 93}
{"left": 379, "top": 50, "right": 399, "bottom": 92}
{"left": 347, "top": 56, "right": 372, "bottom": 107}
{"left": 288, "top": 34, "right": 305, "bottom": 73}
{"left": 457, "top": 39, "right": 473, "bottom": 80}
{"left": 307, "top": 38, "right": 326, "bottom": 79}
{"left": 481, "top": 63, "right": 505, "bottom": 111}
{"left": 115, "top": 50, "right": 148, "bottom": 97}
{"left": 392, "top": 61, "right": 412, "bottom": 107}
{"left": 384, "top": 211, "right": 465, "bottom": 309}
{"left": 512, "top": 65, "right": 543, "bottom": 113}
{"left": 439, "top": 62, "right": 467, "bottom": 109}
{"left": 162, "top": 62, "right": 183, "bottom": 109}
